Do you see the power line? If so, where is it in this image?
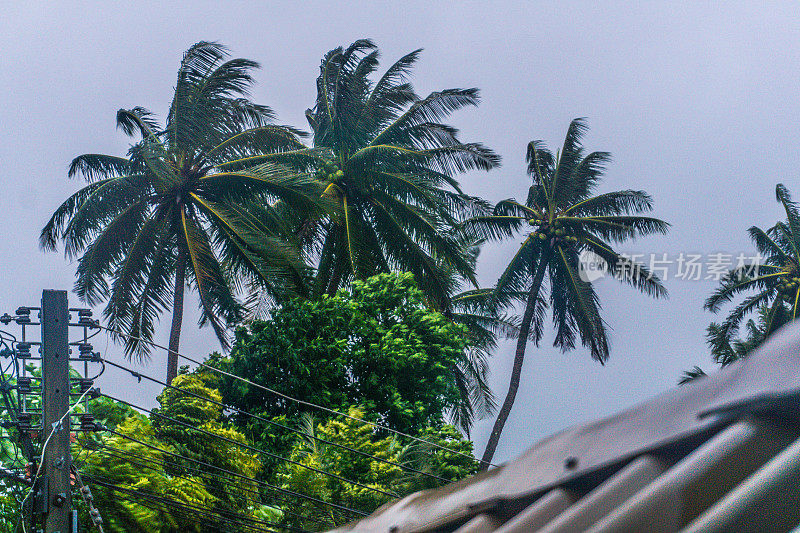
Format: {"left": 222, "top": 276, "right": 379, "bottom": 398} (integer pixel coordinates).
{"left": 85, "top": 475, "right": 293, "bottom": 533}
{"left": 102, "top": 356, "right": 452, "bottom": 484}
{"left": 100, "top": 325, "right": 493, "bottom": 467}
{"left": 82, "top": 443, "right": 330, "bottom": 527}
{"left": 101, "top": 391, "right": 401, "bottom": 499}
{"left": 98, "top": 425, "right": 369, "bottom": 518}
{"left": 71, "top": 466, "right": 105, "bottom": 533}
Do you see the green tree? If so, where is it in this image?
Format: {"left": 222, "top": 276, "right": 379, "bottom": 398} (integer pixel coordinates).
{"left": 705, "top": 184, "right": 800, "bottom": 353}
{"left": 278, "top": 39, "right": 499, "bottom": 307}
{"left": 678, "top": 305, "right": 775, "bottom": 384}
{"left": 466, "top": 119, "right": 669, "bottom": 466}
{"left": 276, "top": 408, "right": 476, "bottom": 530}
{"left": 77, "top": 376, "right": 269, "bottom": 532}
{"left": 214, "top": 273, "right": 474, "bottom": 436}
{"left": 40, "top": 41, "right": 323, "bottom": 383}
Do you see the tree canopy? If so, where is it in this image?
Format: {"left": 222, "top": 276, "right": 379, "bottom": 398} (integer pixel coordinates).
{"left": 212, "top": 272, "right": 478, "bottom": 435}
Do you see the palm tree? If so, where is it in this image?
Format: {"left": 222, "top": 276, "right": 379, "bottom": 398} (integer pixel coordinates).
{"left": 284, "top": 39, "right": 499, "bottom": 308}
{"left": 704, "top": 184, "right": 800, "bottom": 361}
{"left": 41, "top": 42, "right": 323, "bottom": 383}
{"left": 679, "top": 305, "right": 777, "bottom": 385}
{"left": 466, "top": 119, "right": 669, "bottom": 467}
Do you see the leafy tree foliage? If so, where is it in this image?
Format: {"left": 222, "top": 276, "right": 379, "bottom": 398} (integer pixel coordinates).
{"left": 705, "top": 184, "right": 800, "bottom": 352}
{"left": 683, "top": 185, "right": 800, "bottom": 383}
{"left": 465, "top": 119, "right": 669, "bottom": 466}
{"left": 267, "top": 39, "right": 499, "bottom": 306}
{"left": 77, "top": 375, "right": 269, "bottom": 532}
{"left": 40, "top": 41, "right": 323, "bottom": 383}
{"left": 213, "top": 273, "right": 475, "bottom": 441}
{"left": 276, "top": 408, "right": 476, "bottom": 529}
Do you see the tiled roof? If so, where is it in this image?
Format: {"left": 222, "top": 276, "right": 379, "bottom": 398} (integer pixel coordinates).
{"left": 330, "top": 323, "right": 800, "bottom": 532}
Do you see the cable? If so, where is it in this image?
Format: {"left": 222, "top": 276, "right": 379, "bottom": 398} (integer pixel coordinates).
{"left": 98, "top": 425, "right": 368, "bottom": 518}
{"left": 72, "top": 466, "right": 105, "bottom": 533}
{"left": 85, "top": 444, "right": 327, "bottom": 527}
{"left": 100, "top": 325, "right": 492, "bottom": 467}
{"left": 86, "top": 477, "right": 284, "bottom": 533}
{"left": 102, "top": 357, "right": 451, "bottom": 484}
{"left": 101, "top": 392, "right": 400, "bottom": 499}
{"left": 85, "top": 473, "right": 311, "bottom": 533}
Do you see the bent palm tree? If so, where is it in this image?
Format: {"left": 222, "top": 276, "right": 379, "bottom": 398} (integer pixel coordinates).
{"left": 41, "top": 42, "right": 322, "bottom": 383}
{"left": 280, "top": 39, "right": 499, "bottom": 308}
{"left": 466, "top": 119, "right": 669, "bottom": 466}
{"left": 704, "top": 184, "right": 800, "bottom": 357}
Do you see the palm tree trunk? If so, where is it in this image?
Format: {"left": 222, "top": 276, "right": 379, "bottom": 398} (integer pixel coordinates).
{"left": 481, "top": 249, "right": 550, "bottom": 469}
{"left": 167, "top": 249, "right": 187, "bottom": 384}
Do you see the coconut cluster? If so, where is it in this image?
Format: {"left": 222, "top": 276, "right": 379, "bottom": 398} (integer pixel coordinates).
{"left": 528, "top": 215, "right": 578, "bottom": 245}
{"left": 777, "top": 275, "right": 800, "bottom": 299}
{"left": 316, "top": 159, "right": 345, "bottom": 182}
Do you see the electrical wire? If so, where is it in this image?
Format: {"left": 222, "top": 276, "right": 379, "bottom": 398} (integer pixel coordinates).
{"left": 101, "top": 392, "right": 401, "bottom": 499}
{"left": 102, "top": 357, "right": 452, "bottom": 484}
{"left": 98, "top": 425, "right": 368, "bottom": 518}
{"left": 83, "top": 444, "right": 328, "bottom": 527}
{"left": 86, "top": 475, "right": 292, "bottom": 533}
{"left": 85, "top": 470, "right": 315, "bottom": 533}
{"left": 71, "top": 466, "right": 105, "bottom": 533}
{"left": 99, "top": 325, "right": 493, "bottom": 467}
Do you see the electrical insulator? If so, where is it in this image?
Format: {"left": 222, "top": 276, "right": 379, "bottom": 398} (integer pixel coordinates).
{"left": 16, "top": 343, "right": 31, "bottom": 359}
{"left": 17, "top": 377, "right": 32, "bottom": 394}
{"left": 17, "top": 412, "right": 33, "bottom": 432}
{"left": 78, "top": 378, "right": 93, "bottom": 394}
{"left": 80, "top": 414, "right": 96, "bottom": 431}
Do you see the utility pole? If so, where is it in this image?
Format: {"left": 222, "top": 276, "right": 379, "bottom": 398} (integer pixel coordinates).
{"left": 40, "top": 289, "right": 71, "bottom": 533}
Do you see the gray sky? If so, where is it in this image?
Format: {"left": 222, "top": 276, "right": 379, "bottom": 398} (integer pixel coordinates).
{"left": 1, "top": 1, "right": 798, "bottom": 465}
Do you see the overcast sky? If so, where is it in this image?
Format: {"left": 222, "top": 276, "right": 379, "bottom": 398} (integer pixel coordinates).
{"left": 1, "top": 2, "right": 799, "bottom": 465}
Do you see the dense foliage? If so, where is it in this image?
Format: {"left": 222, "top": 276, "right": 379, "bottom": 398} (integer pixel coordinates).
{"left": 276, "top": 408, "right": 476, "bottom": 529}
{"left": 78, "top": 375, "right": 269, "bottom": 532}
{"left": 215, "top": 273, "right": 471, "bottom": 435}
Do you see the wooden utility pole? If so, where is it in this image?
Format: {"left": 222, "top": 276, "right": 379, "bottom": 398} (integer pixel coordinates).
{"left": 40, "top": 289, "right": 71, "bottom": 532}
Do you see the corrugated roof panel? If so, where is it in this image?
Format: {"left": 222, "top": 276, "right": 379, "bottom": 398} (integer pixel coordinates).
{"left": 329, "top": 323, "right": 800, "bottom": 533}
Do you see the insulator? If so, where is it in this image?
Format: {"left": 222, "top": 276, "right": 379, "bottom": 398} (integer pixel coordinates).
{"left": 17, "top": 377, "right": 32, "bottom": 394}
{"left": 80, "top": 414, "right": 96, "bottom": 431}
{"left": 16, "top": 343, "right": 31, "bottom": 359}
{"left": 77, "top": 309, "right": 93, "bottom": 318}
{"left": 78, "top": 378, "right": 93, "bottom": 393}
{"left": 15, "top": 307, "right": 30, "bottom": 316}
{"left": 17, "top": 412, "right": 33, "bottom": 431}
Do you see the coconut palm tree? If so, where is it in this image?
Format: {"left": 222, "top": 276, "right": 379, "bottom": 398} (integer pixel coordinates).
{"left": 679, "top": 304, "right": 778, "bottom": 385}
{"left": 466, "top": 119, "right": 669, "bottom": 467}
{"left": 40, "top": 42, "right": 323, "bottom": 383}
{"left": 275, "top": 39, "right": 499, "bottom": 308}
{"left": 704, "top": 184, "right": 800, "bottom": 359}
